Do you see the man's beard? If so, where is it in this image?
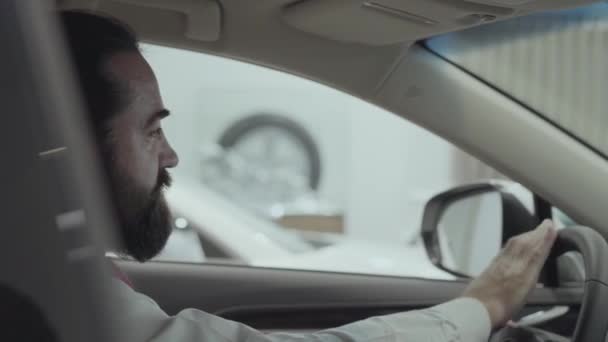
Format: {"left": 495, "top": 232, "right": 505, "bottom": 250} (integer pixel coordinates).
{"left": 109, "top": 165, "right": 173, "bottom": 262}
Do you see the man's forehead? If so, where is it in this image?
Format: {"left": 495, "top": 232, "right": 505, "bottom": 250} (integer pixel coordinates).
{"left": 105, "top": 51, "right": 165, "bottom": 123}
{"left": 106, "top": 51, "right": 156, "bottom": 84}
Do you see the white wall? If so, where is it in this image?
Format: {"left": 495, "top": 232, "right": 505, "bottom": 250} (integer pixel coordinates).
{"left": 345, "top": 100, "right": 457, "bottom": 242}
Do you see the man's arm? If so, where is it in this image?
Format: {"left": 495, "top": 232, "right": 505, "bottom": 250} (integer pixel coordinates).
{"left": 113, "top": 279, "right": 491, "bottom": 342}
{"left": 114, "top": 220, "right": 555, "bottom": 342}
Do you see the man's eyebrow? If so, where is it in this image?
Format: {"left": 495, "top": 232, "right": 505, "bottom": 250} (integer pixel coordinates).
{"left": 145, "top": 109, "right": 171, "bottom": 127}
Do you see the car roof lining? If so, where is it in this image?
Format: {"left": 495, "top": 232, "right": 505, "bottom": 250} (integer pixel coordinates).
{"left": 281, "top": 0, "right": 597, "bottom": 46}
{"left": 56, "top": 0, "right": 599, "bottom": 91}
{"left": 55, "top": 0, "right": 600, "bottom": 97}
{"left": 58, "top": 0, "right": 599, "bottom": 45}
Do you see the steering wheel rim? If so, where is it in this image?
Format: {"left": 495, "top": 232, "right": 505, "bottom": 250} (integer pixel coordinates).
{"left": 551, "top": 226, "right": 608, "bottom": 341}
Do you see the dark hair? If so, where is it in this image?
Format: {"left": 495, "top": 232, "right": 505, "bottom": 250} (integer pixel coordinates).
{"left": 60, "top": 10, "right": 139, "bottom": 139}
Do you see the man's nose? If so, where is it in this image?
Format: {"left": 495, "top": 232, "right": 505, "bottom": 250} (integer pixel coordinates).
{"left": 161, "top": 141, "right": 179, "bottom": 169}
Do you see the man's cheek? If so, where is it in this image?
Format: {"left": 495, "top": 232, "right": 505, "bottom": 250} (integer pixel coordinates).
{"left": 132, "top": 151, "right": 159, "bottom": 191}
{"left": 142, "top": 165, "right": 159, "bottom": 192}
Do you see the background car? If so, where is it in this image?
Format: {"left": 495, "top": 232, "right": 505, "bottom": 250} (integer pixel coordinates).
{"left": 157, "top": 179, "right": 455, "bottom": 280}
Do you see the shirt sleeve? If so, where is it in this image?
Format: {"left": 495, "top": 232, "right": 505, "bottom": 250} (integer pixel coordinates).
{"left": 112, "top": 280, "right": 491, "bottom": 342}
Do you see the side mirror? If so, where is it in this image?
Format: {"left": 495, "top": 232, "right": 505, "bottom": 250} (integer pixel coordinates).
{"left": 421, "top": 182, "right": 537, "bottom": 278}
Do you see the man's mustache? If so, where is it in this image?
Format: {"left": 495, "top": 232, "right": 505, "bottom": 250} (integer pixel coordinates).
{"left": 153, "top": 169, "right": 172, "bottom": 195}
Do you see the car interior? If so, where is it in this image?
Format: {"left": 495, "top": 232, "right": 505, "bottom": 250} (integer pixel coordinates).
{"left": 4, "top": 0, "right": 608, "bottom": 341}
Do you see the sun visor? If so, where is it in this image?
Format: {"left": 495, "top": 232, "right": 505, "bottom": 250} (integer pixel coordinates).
{"left": 64, "top": 0, "right": 223, "bottom": 42}
{"left": 282, "top": 0, "right": 519, "bottom": 45}
{"left": 119, "top": 0, "right": 222, "bottom": 41}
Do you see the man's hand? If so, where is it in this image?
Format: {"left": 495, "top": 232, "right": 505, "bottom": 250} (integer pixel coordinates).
{"left": 462, "top": 219, "right": 558, "bottom": 329}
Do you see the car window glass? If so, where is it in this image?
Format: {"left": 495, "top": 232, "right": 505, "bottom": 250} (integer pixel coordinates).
{"left": 553, "top": 207, "right": 577, "bottom": 228}
{"left": 143, "top": 43, "right": 534, "bottom": 280}
{"left": 426, "top": 3, "right": 608, "bottom": 158}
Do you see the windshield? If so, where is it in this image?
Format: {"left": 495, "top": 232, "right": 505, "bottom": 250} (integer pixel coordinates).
{"left": 426, "top": 3, "right": 608, "bottom": 157}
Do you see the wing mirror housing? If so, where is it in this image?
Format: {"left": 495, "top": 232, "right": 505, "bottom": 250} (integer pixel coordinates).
{"left": 421, "top": 182, "right": 536, "bottom": 278}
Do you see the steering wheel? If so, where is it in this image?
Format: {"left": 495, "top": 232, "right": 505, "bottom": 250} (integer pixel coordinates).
{"left": 491, "top": 226, "right": 608, "bottom": 342}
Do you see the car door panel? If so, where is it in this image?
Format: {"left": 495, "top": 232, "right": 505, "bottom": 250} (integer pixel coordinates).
{"left": 118, "top": 260, "right": 582, "bottom": 332}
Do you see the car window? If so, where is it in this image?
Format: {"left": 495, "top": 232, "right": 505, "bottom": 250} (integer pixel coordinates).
{"left": 144, "top": 43, "right": 534, "bottom": 280}
{"left": 553, "top": 207, "right": 577, "bottom": 228}
{"left": 426, "top": 3, "right": 608, "bottom": 157}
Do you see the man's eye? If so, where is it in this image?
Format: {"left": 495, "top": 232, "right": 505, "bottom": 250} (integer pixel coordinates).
{"left": 151, "top": 128, "right": 163, "bottom": 137}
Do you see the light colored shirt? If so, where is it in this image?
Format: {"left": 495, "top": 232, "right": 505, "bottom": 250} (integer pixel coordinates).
{"left": 113, "top": 279, "right": 491, "bottom": 341}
